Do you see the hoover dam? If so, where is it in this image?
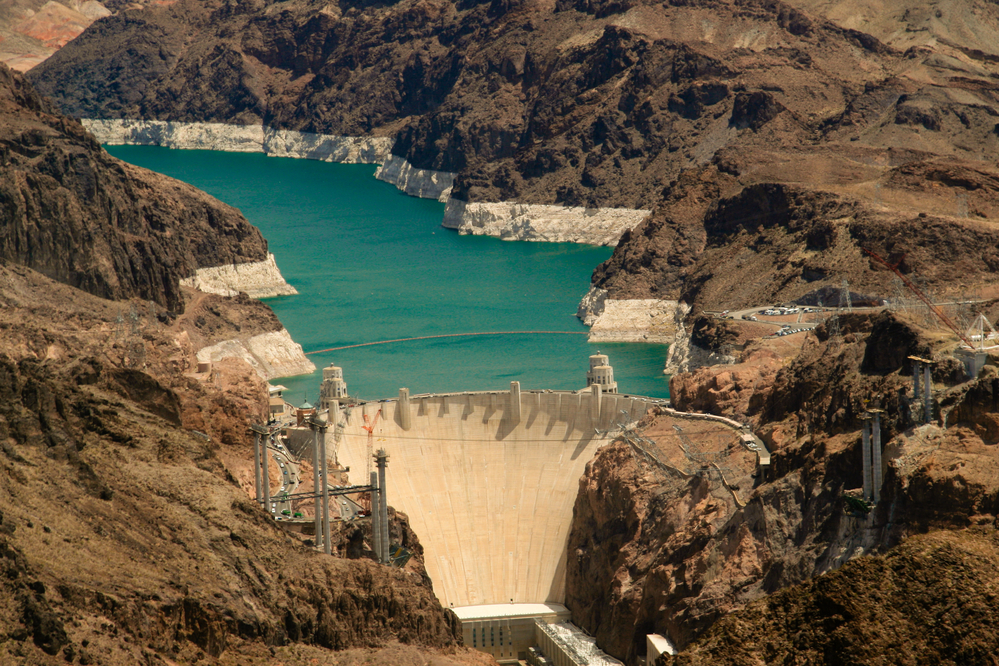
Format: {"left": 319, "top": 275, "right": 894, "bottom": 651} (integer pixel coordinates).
{"left": 334, "top": 380, "right": 665, "bottom": 611}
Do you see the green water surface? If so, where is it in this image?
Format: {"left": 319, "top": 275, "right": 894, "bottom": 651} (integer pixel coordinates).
{"left": 107, "top": 146, "right": 670, "bottom": 400}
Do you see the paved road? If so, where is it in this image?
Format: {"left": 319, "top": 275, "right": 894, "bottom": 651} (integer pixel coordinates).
{"left": 267, "top": 432, "right": 366, "bottom": 522}
{"left": 268, "top": 439, "right": 301, "bottom": 519}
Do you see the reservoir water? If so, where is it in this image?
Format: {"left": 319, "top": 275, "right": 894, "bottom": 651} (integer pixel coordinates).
{"left": 107, "top": 146, "right": 670, "bottom": 400}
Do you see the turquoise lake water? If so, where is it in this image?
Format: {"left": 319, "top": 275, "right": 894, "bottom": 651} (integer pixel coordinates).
{"left": 107, "top": 146, "right": 670, "bottom": 400}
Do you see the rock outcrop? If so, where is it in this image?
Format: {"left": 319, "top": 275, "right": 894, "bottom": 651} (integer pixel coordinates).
{"left": 666, "top": 529, "right": 999, "bottom": 665}
{"left": 0, "top": 265, "right": 480, "bottom": 666}
{"left": 180, "top": 254, "right": 297, "bottom": 300}
{"left": 32, "top": 0, "right": 985, "bottom": 242}
{"left": 566, "top": 311, "right": 999, "bottom": 663}
{"left": 443, "top": 200, "right": 650, "bottom": 247}
{"left": 592, "top": 170, "right": 999, "bottom": 311}
{"left": 196, "top": 328, "right": 316, "bottom": 381}
{"left": 0, "top": 64, "right": 272, "bottom": 314}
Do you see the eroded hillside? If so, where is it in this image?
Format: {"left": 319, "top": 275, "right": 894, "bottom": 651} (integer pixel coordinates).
{"left": 27, "top": 0, "right": 997, "bottom": 212}
{"left": 0, "top": 68, "right": 491, "bottom": 666}
{"left": 567, "top": 310, "right": 999, "bottom": 663}
{"left": 0, "top": 64, "right": 269, "bottom": 313}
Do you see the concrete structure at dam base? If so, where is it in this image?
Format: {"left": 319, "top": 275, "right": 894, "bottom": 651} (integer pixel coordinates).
{"left": 452, "top": 603, "right": 623, "bottom": 666}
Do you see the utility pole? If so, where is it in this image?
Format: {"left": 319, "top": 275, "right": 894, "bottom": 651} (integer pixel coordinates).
{"left": 861, "top": 413, "right": 872, "bottom": 502}
{"left": 262, "top": 433, "right": 271, "bottom": 514}
{"left": 870, "top": 409, "right": 883, "bottom": 504}
{"left": 318, "top": 419, "right": 331, "bottom": 555}
{"left": 376, "top": 449, "right": 390, "bottom": 564}
{"left": 312, "top": 419, "right": 322, "bottom": 545}
{"left": 370, "top": 471, "right": 382, "bottom": 563}
{"left": 249, "top": 424, "right": 269, "bottom": 504}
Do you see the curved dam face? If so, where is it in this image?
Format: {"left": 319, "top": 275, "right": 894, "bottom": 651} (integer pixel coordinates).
{"left": 334, "top": 387, "right": 663, "bottom": 608}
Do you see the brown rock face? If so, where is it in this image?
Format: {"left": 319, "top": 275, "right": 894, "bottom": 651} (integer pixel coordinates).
{"left": 567, "top": 311, "right": 999, "bottom": 663}
{"left": 0, "top": 262, "right": 486, "bottom": 665}
{"left": 0, "top": 64, "right": 268, "bottom": 313}
{"left": 665, "top": 529, "right": 999, "bottom": 666}
{"left": 668, "top": 347, "right": 780, "bottom": 420}
{"left": 27, "top": 0, "right": 991, "bottom": 212}
{"left": 593, "top": 164, "right": 999, "bottom": 309}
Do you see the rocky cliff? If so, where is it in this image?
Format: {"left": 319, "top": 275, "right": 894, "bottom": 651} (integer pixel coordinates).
{"left": 0, "top": 264, "right": 488, "bottom": 665}
{"left": 24, "top": 0, "right": 965, "bottom": 214}
{"left": 0, "top": 63, "right": 278, "bottom": 314}
{"left": 0, "top": 67, "right": 485, "bottom": 666}
{"left": 666, "top": 528, "right": 999, "bottom": 665}
{"left": 585, "top": 0, "right": 999, "bottom": 325}
{"left": 567, "top": 311, "right": 999, "bottom": 663}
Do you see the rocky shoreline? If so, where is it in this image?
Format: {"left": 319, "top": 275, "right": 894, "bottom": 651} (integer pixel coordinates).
{"left": 374, "top": 155, "right": 455, "bottom": 201}
{"left": 85, "top": 119, "right": 651, "bottom": 248}
{"left": 443, "top": 199, "right": 649, "bottom": 248}
{"left": 577, "top": 287, "right": 687, "bottom": 346}
{"left": 180, "top": 254, "right": 298, "bottom": 300}
{"left": 195, "top": 328, "right": 316, "bottom": 381}
{"left": 82, "top": 118, "right": 394, "bottom": 163}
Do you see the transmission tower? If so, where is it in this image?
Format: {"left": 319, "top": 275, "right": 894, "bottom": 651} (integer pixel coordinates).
{"left": 827, "top": 313, "right": 841, "bottom": 338}
{"left": 839, "top": 279, "right": 853, "bottom": 313}
{"left": 863, "top": 249, "right": 975, "bottom": 348}
{"left": 966, "top": 315, "right": 999, "bottom": 351}
{"left": 890, "top": 278, "right": 907, "bottom": 313}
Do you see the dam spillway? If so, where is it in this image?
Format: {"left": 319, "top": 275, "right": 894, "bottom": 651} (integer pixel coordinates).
{"left": 334, "top": 385, "right": 664, "bottom": 609}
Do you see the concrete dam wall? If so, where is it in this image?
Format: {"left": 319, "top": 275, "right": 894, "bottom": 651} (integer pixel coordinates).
{"left": 334, "top": 386, "right": 665, "bottom": 609}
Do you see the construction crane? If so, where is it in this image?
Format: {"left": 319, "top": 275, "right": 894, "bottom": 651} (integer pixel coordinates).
{"left": 862, "top": 248, "right": 975, "bottom": 348}
{"left": 361, "top": 408, "right": 381, "bottom": 480}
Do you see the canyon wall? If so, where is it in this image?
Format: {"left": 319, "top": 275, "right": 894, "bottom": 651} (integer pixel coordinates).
{"left": 0, "top": 67, "right": 270, "bottom": 314}
{"left": 567, "top": 311, "right": 999, "bottom": 664}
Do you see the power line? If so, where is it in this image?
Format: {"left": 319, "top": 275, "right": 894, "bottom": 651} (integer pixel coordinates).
{"left": 305, "top": 331, "right": 588, "bottom": 355}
